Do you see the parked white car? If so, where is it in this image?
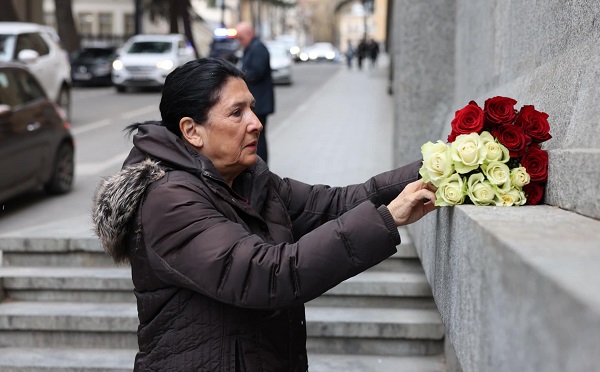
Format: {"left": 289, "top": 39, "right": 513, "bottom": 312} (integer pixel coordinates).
{"left": 0, "top": 22, "right": 72, "bottom": 119}
{"left": 111, "top": 34, "right": 196, "bottom": 92}
{"left": 265, "top": 40, "right": 293, "bottom": 85}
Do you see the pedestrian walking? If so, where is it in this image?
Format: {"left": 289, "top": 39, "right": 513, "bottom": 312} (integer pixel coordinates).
{"left": 357, "top": 39, "right": 367, "bottom": 70}
{"left": 91, "top": 58, "right": 438, "bottom": 371}
{"left": 235, "top": 22, "right": 274, "bottom": 164}
{"left": 345, "top": 40, "right": 354, "bottom": 69}
{"left": 368, "top": 38, "right": 380, "bottom": 68}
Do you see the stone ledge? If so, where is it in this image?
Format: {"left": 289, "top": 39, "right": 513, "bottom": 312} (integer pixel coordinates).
{"left": 547, "top": 148, "right": 600, "bottom": 219}
{"left": 410, "top": 205, "right": 600, "bottom": 372}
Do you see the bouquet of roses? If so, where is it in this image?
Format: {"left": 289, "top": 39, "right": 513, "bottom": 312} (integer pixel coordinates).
{"left": 419, "top": 96, "right": 551, "bottom": 206}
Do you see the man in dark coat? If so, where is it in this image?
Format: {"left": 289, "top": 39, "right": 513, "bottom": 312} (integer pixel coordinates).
{"left": 236, "top": 22, "right": 274, "bottom": 164}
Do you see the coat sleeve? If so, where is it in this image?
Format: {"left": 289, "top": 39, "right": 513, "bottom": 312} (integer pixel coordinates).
{"left": 274, "top": 159, "right": 422, "bottom": 239}
{"left": 140, "top": 177, "right": 400, "bottom": 310}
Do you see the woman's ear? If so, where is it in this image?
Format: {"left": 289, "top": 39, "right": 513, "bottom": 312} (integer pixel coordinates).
{"left": 179, "top": 117, "right": 204, "bottom": 148}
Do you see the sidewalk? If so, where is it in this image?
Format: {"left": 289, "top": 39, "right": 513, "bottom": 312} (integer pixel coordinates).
{"left": 269, "top": 55, "right": 395, "bottom": 187}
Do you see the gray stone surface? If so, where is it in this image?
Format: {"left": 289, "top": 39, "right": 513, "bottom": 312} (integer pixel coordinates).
{"left": 390, "top": 0, "right": 600, "bottom": 370}
{"left": 411, "top": 205, "right": 600, "bottom": 372}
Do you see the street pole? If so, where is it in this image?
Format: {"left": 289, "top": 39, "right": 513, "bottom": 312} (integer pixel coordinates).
{"left": 220, "top": 0, "right": 226, "bottom": 27}
{"left": 362, "top": 0, "right": 368, "bottom": 41}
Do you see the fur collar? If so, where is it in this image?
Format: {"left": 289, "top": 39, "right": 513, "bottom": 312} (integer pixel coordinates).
{"left": 92, "top": 158, "right": 165, "bottom": 264}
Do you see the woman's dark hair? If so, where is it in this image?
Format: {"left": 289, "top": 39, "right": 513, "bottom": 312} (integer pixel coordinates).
{"left": 125, "top": 58, "right": 244, "bottom": 137}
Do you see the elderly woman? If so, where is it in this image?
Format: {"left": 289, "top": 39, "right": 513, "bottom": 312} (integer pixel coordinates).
{"left": 92, "top": 58, "right": 436, "bottom": 371}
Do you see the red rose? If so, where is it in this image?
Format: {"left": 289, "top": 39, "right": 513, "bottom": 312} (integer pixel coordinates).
{"left": 484, "top": 96, "right": 518, "bottom": 127}
{"left": 492, "top": 124, "right": 531, "bottom": 158}
{"left": 448, "top": 101, "right": 484, "bottom": 142}
{"left": 523, "top": 181, "right": 545, "bottom": 205}
{"left": 515, "top": 105, "right": 552, "bottom": 144}
{"left": 520, "top": 146, "right": 549, "bottom": 182}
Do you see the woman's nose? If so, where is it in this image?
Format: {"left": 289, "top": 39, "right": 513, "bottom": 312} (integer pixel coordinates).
{"left": 248, "top": 112, "right": 263, "bottom": 132}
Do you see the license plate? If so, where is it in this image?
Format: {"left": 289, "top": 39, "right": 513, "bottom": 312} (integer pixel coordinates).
{"left": 73, "top": 72, "right": 91, "bottom": 80}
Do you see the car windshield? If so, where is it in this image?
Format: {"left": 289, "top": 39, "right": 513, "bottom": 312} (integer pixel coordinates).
{"left": 127, "top": 41, "right": 172, "bottom": 54}
{"left": 0, "top": 34, "right": 16, "bottom": 61}
{"left": 266, "top": 44, "right": 288, "bottom": 58}
{"left": 75, "top": 48, "right": 115, "bottom": 60}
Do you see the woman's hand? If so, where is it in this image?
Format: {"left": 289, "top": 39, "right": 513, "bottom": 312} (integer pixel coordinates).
{"left": 386, "top": 179, "right": 438, "bottom": 226}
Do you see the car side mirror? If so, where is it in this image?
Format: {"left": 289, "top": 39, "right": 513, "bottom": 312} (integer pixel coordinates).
{"left": 0, "top": 104, "right": 13, "bottom": 117}
{"left": 17, "top": 49, "right": 40, "bottom": 63}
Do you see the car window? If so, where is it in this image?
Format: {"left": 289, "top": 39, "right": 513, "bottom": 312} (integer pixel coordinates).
{"left": 266, "top": 44, "right": 288, "bottom": 58}
{"left": 127, "top": 41, "right": 172, "bottom": 54}
{"left": 0, "top": 34, "right": 16, "bottom": 61}
{"left": 15, "top": 69, "right": 46, "bottom": 103}
{"left": 0, "top": 69, "right": 21, "bottom": 107}
{"left": 16, "top": 33, "right": 50, "bottom": 56}
{"left": 28, "top": 33, "right": 50, "bottom": 56}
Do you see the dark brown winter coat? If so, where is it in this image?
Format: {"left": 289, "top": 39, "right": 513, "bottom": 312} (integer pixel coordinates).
{"left": 92, "top": 123, "right": 421, "bottom": 371}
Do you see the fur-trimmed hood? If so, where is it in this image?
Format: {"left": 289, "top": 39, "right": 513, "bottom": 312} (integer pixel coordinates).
{"left": 92, "top": 158, "right": 165, "bottom": 263}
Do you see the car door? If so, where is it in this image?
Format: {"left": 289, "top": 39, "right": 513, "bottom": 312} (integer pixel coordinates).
{"left": 0, "top": 67, "right": 48, "bottom": 195}
{"left": 15, "top": 33, "right": 56, "bottom": 99}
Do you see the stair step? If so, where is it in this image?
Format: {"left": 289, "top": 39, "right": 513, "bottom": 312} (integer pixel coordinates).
{"left": 0, "top": 348, "right": 135, "bottom": 372}
{"left": 305, "top": 307, "right": 444, "bottom": 339}
{"left": 0, "top": 348, "right": 446, "bottom": 372}
{"left": 0, "top": 267, "right": 432, "bottom": 306}
{"left": 0, "top": 302, "right": 443, "bottom": 349}
{"left": 0, "top": 237, "right": 110, "bottom": 267}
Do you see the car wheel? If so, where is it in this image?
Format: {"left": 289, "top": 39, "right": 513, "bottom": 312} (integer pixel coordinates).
{"left": 115, "top": 85, "right": 126, "bottom": 93}
{"left": 45, "top": 141, "right": 75, "bottom": 195}
{"left": 57, "top": 84, "right": 71, "bottom": 121}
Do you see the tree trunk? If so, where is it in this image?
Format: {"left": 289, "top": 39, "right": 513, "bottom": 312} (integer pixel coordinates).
{"left": 181, "top": 0, "right": 200, "bottom": 59}
{"left": 134, "top": 0, "right": 143, "bottom": 35}
{"left": 169, "top": 0, "right": 180, "bottom": 34}
{"left": 54, "top": 0, "right": 81, "bottom": 53}
{"left": 0, "top": 0, "right": 20, "bottom": 22}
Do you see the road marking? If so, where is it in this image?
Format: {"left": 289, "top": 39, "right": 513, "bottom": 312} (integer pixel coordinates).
{"left": 71, "top": 118, "right": 112, "bottom": 135}
{"left": 121, "top": 105, "right": 159, "bottom": 120}
{"left": 77, "top": 151, "right": 130, "bottom": 176}
{"left": 71, "top": 104, "right": 158, "bottom": 135}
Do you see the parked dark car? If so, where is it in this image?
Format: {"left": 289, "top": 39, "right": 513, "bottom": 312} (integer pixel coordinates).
{"left": 0, "top": 63, "right": 75, "bottom": 202}
{"left": 70, "top": 45, "right": 117, "bottom": 86}
{"left": 209, "top": 28, "right": 241, "bottom": 64}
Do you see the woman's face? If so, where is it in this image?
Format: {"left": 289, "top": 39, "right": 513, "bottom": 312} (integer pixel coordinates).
{"left": 198, "top": 77, "right": 262, "bottom": 182}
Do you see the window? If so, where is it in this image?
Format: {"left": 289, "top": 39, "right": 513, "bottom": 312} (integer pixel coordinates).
{"left": 78, "top": 12, "right": 94, "bottom": 34}
{"left": 15, "top": 33, "right": 50, "bottom": 57}
{"left": 15, "top": 69, "right": 46, "bottom": 104}
{"left": 98, "top": 13, "right": 113, "bottom": 35}
{"left": 124, "top": 14, "right": 135, "bottom": 37}
{"left": 127, "top": 42, "right": 172, "bottom": 54}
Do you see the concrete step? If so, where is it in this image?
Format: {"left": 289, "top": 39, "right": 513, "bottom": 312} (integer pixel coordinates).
{"left": 0, "top": 237, "right": 110, "bottom": 267}
{"left": 0, "top": 267, "right": 134, "bottom": 303}
{"left": 308, "top": 271, "right": 436, "bottom": 309}
{"left": 0, "top": 302, "right": 443, "bottom": 352}
{"left": 0, "top": 229, "right": 417, "bottom": 268}
{"left": 305, "top": 306, "right": 444, "bottom": 356}
{"left": 0, "top": 347, "right": 446, "bottom": 372}
{"left": 0, "top": 267, "right": 433, "bottom": 307}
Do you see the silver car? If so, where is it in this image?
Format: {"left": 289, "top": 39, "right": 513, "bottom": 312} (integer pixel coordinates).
{"left": 111, "top": 34, "right": 196, "bottom": 93}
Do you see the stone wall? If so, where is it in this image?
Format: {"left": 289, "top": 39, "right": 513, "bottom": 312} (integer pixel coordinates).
{"left": 390, "top": 0, "right": 600, "bottom": 371}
